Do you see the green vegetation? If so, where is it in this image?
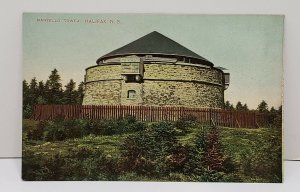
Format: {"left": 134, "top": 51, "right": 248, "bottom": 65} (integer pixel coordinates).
{"left": 22, "top": 117, "right": 282, "bottom": 182}
{"left": 23, "top": 69, "right": 84, "bottom": 118}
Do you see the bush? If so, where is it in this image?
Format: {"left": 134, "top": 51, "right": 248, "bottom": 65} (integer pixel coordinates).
{"left": 62, "top": 146, "right": 121, "bottom": 180}
{"left": 23, "top": 105, "right": 33, "bottom": 119}
{"left": 22, "top": 146, "right": 69, "bottom": 181}
{"left": 239, "top": 130, "right": 282, "bottom": 182}
{"left": 88, "top": 115, "right": 145, "bottom": 135}
{"left": 121, "top": 121, "right": 180, "bottom": 176}
{"left": 88, "top": 119, "right": 119, "bottom": 135}
{"left": 23, "top": 120, "right": 44, "bottom": 140}
{"left": 24, "top": 117, "right": 145, "bottom": 142}
{"left": 174, "top": 114, "right": 197, "bottom": 135}
{"left": 183, "top": 126, "right": 238, "bottom": 182}
{"left": 22, "top": 145, "right": 122, "bottom": 181}
{"left": 42, "top": 119, "right": 89, "bottom": 141}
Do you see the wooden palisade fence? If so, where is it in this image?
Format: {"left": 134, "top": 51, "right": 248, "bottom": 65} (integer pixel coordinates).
{"left": 32, "top": 105, "right": 269, "bottom": 128}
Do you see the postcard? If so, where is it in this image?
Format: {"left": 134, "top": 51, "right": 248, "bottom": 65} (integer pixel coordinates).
{"left": 22, "top": 13, "right": 283, "bottom": 182}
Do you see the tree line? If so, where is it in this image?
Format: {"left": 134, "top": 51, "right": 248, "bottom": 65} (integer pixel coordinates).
{"left": 23, "top": 69, "right": 84, "bottom": 118}
{"left": 224, "top": 100, "right": 281, "bottom": 113}
{"left": 225, "top": 100, "right": 282, "bottom": 128}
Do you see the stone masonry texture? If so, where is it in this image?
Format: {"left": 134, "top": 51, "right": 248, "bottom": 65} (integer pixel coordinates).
{"left": 83, "top": 61, "right": 225, "bottom": 108}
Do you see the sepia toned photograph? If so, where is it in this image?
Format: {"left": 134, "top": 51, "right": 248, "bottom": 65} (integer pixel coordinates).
{"left": 22, "top": 13, "right": 283, "bottom": 182}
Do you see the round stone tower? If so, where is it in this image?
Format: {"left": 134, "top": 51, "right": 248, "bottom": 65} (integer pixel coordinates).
{"left": 83, "top": 31, "right": 229, "bottom": 108}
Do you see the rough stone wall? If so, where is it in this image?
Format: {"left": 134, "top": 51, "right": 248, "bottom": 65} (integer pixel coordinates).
{"left": 144, "top": 64, "right": 223, "bottom": 85}
{"left": 142, "top": 80, "right": 224, "bottom": 108}
{"left": 82, "top": 80, "right": 121, "bottom": 105}
{"left": 85, "top": 65, "right": 121, "bottom": 82}
{"left": 120, "top": 82, "right": 143, "bottom": 105}
{"left": 83, "top": 61, "right": 225, "bottom": 108}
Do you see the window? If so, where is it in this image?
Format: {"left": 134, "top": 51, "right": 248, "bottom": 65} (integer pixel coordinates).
{"left": 127, "top": 90, "right": 136, "bottom": 99}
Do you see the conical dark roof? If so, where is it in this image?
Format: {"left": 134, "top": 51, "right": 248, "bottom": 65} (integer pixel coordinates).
{"left": 97, "top": 31, "right": 213, "bottom": 66}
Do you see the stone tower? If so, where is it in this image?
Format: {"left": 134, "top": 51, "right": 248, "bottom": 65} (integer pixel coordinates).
{"left": 83, "top": 31, "right": 229, "bottom": 108}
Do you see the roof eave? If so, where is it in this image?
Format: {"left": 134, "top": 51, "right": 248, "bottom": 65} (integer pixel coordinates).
{"left": 96, "top": 53, "right": 213, "bottom": 67}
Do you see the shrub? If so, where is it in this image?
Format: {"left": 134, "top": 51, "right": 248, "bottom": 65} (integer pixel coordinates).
{"left": 24, "top": 116, "right": 145, "bottom": 141}
{"left": 62, "top": 146, "right": 121, "bottom": 180}
{"left": 88, "top": 116, "right": 145, "bottom": 135}
{"left": 174, "top": 114, "right": 197, "bottom": 135}
{"left": 43, "top": 119, "right": 89, "bottom": 141}
{"left": 22, "top": 145, "right": 122, "bottom": 181}
{"left": 23, "top": 104, "right": 33, "bottom": 119}
{"left": 183, "top": 126, "right": 238, "bottom": 182}
{"left": 121, "top": 121, "right": 180, "bottom": 176}
{"left": 88, "top": 119, "right": 118, "bottom": 135}
{"left": 239, "top": 130, "right": 282, "bottom": 182}
{"left": 22, "top": 146, "right": 68, "bottom": 181}
{"left": 23, "top": 120, "right": 44, "bottom": 140}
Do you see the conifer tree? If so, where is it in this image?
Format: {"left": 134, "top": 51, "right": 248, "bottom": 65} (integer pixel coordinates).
{"left": 224, "top": 101, "right": 234, "bottom": 110}
{"left": 257, "top": 100, "right": 268, "bottom": 113}
{"left": 28, "top": 77, "right": 38, "bottom": 106}
{"left": 23, "top": 80, "right": 30, "bottom": 111}
{"left": 63, "top": 79, "right": 77, "bottom": 104}
{"left": 76, "top": 81, "right": 85, "bottom": 104}
{"left": 235, "top": 101, "right": 243, "bottom": 111}
{"left": 36, "top": 81, "right": 47, "bottom": 104}
{"left": 242, "top": 104, "right": 249, "bottom": 111}
{"left": 203, "top": 127, "right": 224, "bottom": 171}
{"left": 47, "top": 69, "right": 63, "bottom": 104}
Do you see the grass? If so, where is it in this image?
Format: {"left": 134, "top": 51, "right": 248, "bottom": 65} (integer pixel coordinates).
{"left": 24, "top": 119, "right": 280, "bottom": 161}
{"left": 23, "top": 119, "right": 282, "bottom": 182}
{"left": 26, "top": 133, "right": 131, "bottom": 157}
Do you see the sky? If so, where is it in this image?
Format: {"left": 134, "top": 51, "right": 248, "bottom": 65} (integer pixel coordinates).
{"left": 23, "top": 13, "right": 284, "bottom": 109}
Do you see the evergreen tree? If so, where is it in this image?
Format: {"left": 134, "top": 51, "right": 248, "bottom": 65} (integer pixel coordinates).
{"left": 257, "top": 100, "right": 269, "bottom": 113}
{"left": 43, "top": 80, "right": 50, "bottom": 103}
{"left": 37, "top": 81, "right": 45, "bottom": 96}
{"left": 224, "top": 101, "right": 234, "bottom": 110}
{"left": 242, "top": 104, "right": 249, "bottom": 111}
{"left": 23, "top": 80, "right": 30, "bottom": 111}
{"left": 76, "top": 81, "right": 85, "bottom": 104}
{"left": 270, "top": 106, "right": 276, "bottom": 113}
{"left": 235, "top": 101, "right": 243, "bottom": 111}
{"left": 63, "top": 79, "right": 77, "bottom": 104}
{"left": 47, "top": 69, "right": 63, "bottom": 104}
{"left": 35, "top": 81, "right": 47, "bottom": 104}
{"left": 204, "top": 127, "right": 224, "bottom": 171}
{"left": 28, "top": 77, "right": 38, "bottom": 106}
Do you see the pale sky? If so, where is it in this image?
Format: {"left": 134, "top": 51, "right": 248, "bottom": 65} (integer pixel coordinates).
{"left": 23, "top": 13, "right": 284, "bottom": 109}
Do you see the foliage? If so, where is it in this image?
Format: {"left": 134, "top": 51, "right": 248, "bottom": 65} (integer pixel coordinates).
{"left": 235, "top": 101, "right": 249, "bottom": 111}
{"left": 23, "top": 116, "right": 144, "bottom": 141}
{"left": 183, "top": 126, "right": 238, "bottom": 182}
{"left": 22, "top": 145, "right": 121, "bottom": 181}
{"left": 47, "top": 69, "right": 63, "bottom": 104}
{"left": 238, "top": 129, "right": 282, "bottom": 182}
{"left": 235, "top": 101, "right": 243, "bottom": 111}
{"left": 23, "top": 120, "right": 282, "bottom": 182}
{"left": 268, "top": 105, "right": 282, "bottom": 128}
{"left": 23, "top": 69, "right": 85, "bottom": 117}
{"left": 224, "top": 100, "right": 234, "bottom": 110}
{"left": 257, "top": 100, "right": 269, "bottom": 113}
{"left": 41, "top": 119, "right": 89, "bottom": 141}
{"left": 174, "top": 114, "right": 197, "bottom": 135}
{"left": 62, "top": 79, "right": 78, "bottom": 104}
{"left": 76, "top": 81, "right": 85, "bottom": 104}
{"left": 88, "top": 115, "right": 145, "bottom": 135}
{"left": 121, "top": 121, "right": 182, "bottom": 176}
{"left": 23, "top": 120, "right": 43, "bottom": 140}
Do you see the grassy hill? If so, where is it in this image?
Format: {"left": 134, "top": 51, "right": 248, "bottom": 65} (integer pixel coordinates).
{"left": 22, "top": 119, "right": 282, "bottom": 182}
